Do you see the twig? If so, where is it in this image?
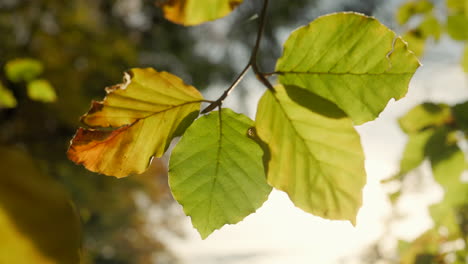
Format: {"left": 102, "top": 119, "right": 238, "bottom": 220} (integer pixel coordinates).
{"left": 201, "top": 64, "right": 251, "bottom": 114}
{"left": 250, "top": 0, "right": 269, "bottom": 65}
{"left": 201, "top": 0, "right": 274, "bottom": 114}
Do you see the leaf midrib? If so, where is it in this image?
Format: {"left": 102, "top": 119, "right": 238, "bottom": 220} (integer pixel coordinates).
{"left": 277, "top": 71, "right": 413, "bottom": 76}
{"left": 269, "top": 90, "right": 345, "bottom": 212}
{"left": 205, "top": 110, "right": 224, "bottom": 232}
{"left": 87, "top": 101, "right": 202, "bottom": 129}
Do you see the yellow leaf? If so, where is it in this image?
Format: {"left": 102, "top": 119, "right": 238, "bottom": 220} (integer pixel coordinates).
{"left": 0, "top": 147, "right": 81, "bottom": 264}
{"left": 27, "top": 79, "right": 57, "bottom": 103}
{"left": 0, "top": 82, "right": 17, "bottom": 108}
{"left": 463, "top": 44, "right": 468, "bottom": 73}
{"left": 67, "top": 68, "right": 203, "bottom": 178}
{"left": 160, "top": 0, "right": 243, "bottom": 26}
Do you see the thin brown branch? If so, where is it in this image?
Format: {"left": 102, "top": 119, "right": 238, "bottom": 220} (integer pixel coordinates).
{"left": 250, "top": 0, "right": 269, "bottom": 64}
{"left": 201, "top": 0, "right": 273, "bottom": 114}
{"left": 249, "top": 0, "right": 274, "bottom": 92}
{"left": 201, "top": 64, "right": 251, "bottom": 114}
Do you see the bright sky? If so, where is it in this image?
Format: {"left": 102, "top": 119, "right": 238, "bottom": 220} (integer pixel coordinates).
{"left": 162, "top": 0, "right": 468, "bottom": 263}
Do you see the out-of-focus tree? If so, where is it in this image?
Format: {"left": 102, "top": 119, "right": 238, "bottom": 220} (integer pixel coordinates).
{"left": 363, "top": 1, "right": 468, "bottom": 263}
{"left": 0, "top": 0, "right": 189, "bottom": 263}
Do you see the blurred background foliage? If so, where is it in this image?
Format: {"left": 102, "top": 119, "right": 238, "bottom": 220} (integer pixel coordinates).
{"left": 365, "top": 1, "right": 468, "bottom": 263}
{"left": 395, "top": 0, "right": 468, "bottom": 70}
{"left": 7, "top": 0, "right": 461, "bottom": 263}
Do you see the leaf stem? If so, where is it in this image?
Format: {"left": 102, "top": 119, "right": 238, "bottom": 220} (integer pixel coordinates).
{"left": 201, "top": 0, "right": 273, "bottom": 114}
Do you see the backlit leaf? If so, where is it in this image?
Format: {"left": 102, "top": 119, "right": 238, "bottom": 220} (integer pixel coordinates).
{"left": 5, "top": 58, "right": 43, "bottom": 83}
{"left": 462, "top": 44, "right": 468, "bottom": 73}
{"left": 396, "top": 0, "right": 434, "bottom": 25}
{"left": 447, "top": 0, "right": 468, "bottom": 13}
{"left": 447, "top": 14, "right": 468, "bottom": 41}
{"left": 0, "top": 82, "right": 17, "bottom": 108}
{"left": 27, "top": 79, "right": 57, "bottom": 103}
{"left": 398, "top": 230, "right": 440, "bottom": 264}
{"left": 398, "top": 103, "right": 452, "bottom": 133}
{"left": 452, "top": 101, "right": 468, "bottom": 131}
{"left": 381, "top": 129, "right": 435, "bottom": 203}
{"left": 399, "top": 129, "right": 435, "bottom": 176}
{"left": 255, "top": 85, "right": 366, "bottom": 224}
{"left": 428, "top": 172, "right": 468, "bottom": 240}
{"left": 276, "top": 13, "right": 420, "bottom": 125}
{"left": 431, "top": 146, "right": 465, "bottom": 187}
{"left": 425, "top": 128, "right": 465, "bottom": 188}
{"left": 430, "top": 199, "right": 465, "bottom": 239}
{"left": 169, "top": 109, "right": 271, "bottom": 238}
{"left": 0, "top": 147, "right": 81, "bottom": 264}
{"left": 160, "top": 0, "right": 243, "bottom": 26}
{"left": 402, "top": 30, "right": 426, "bottom": 57}
{"left": 68, "top": 68, "right": 203, "bottom": 178}
{"left": 419, "top": 14, "right": 442, "bottom": 40}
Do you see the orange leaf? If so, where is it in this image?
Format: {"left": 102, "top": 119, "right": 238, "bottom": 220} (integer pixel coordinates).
{"left": 67, "top": 68, "right": 203, "bottom": 178}
{"left": 160, "top": 0, "right": 243, "bottom": 26}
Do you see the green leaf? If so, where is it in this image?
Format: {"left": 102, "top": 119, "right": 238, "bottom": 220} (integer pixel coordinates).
{"left": 381, "top": 129, "right": 434, "bottom": 187}
{"left": 382, "top": 128, "right": 435, "bottom": 203}
{"left": 396, "top": 0, "right": 434, "bottom": 25}
{"left": 399, "top": 230, "right": 440, "bottom": 264}
{"left": 68, "top": 68, "right": 203, "bottom": 178}
{"left": 160, "top": 0, "right": 242, "bottom": 26}
{"left": 169, "top": 108, "right": 271, "bottom": 238}
{"left": 399, "top": 103, "right": 452, "bottom": 133}
{"left": 397, "top": 14, "right": 441, "bottom": 58}
{"left": 425, "top": 128, "right": 465, "bottom": 188}
{"left": 447, "top": 0, "right": 468, "bottom": 14}
{"left": 462, "top": 44, "right": 468, "bottom": 73}
{"left": 429, "top": 178, "right": 468, "bottom": 240}
{"left": 447, "top": 14, "right": 468, "bottom": 41}
{"left": 0, "top": 82, "right": 17, "bottom": 108}
{"left": 419, "top": 14, "right": 442, "bottom": 40}
{"left": 255, "top": 85, "right": 366, "bottom": 224}
{"left": 0, "top": 146, "right": 81, "bottom": 264}
{"left": 430, "top": 200, "right": 464, "bottom": 239}
{"left": 27, "top": 79, "right": 57, "bottom": 103}
{"left": 452, "top": 101, "right": 468, "bottom": 131}
{"left": 388, "top": 190, "right": 402, "bottom": 204}
{"left": 276, "top": 12, "right": 420, "bottom": 125}
{"left": 431, "top": 145, "right": 465, "bottom": 188}
{"left": 5, "top": 58, "right": 43, "bottom": 83}
{"left": 402, "top": 30, "right": 427, "bottom": 57}
{"left": 399, "top": 129, "right": 435, "bottom": 175}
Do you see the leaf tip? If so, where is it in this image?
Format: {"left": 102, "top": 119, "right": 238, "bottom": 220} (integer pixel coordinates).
{"left": 197, "top": 229, "right": 213, "bottom": 240}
